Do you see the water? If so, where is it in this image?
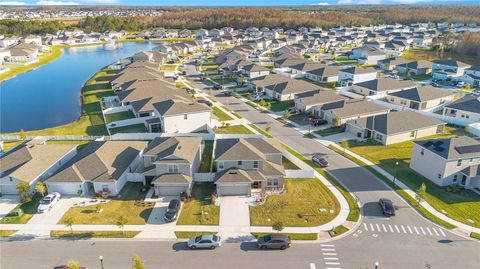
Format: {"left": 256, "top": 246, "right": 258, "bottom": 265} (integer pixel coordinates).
{"left": 0, "top": 42, "right": 156, "bottom": 133}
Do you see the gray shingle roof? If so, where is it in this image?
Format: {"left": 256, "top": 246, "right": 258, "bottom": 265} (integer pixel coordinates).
{"left": 340, "top": 66, "right": 377, "bottom": 75}
{"left": 152, "top": 173, "right": 192, "bottom": 184}
{"left": 388, "top": 85, "right": 455, "bottom": 102}
{"left": 327, "top": 100, "right": 389, "bottom": 118}
{"left": 414, "top": 136, "right": 480, "bottom": 160}
{"left": 444, "top": 96, "right": 480, "bottom": 114}
{"left": 355, "top": 78, "right": 415, "bottom": 93}
{"left": 143, "top": 137, "right": 202, "bottom": 164}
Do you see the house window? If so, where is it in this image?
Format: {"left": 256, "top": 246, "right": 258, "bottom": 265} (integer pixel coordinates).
{"left": 102, "top": 185, "right": 109, "bottom": 192}
{"left": 453, "top": 175, "right": 458, "bottom": 183}
{"left": 438, "top": 174, "right": 442, "bottom": 179}
{"left": 376, "top": 134, "right": 383, "bottom": 140}
{"left": 420, "top": 148, "right": 425, "bottom": 155}
{"left": 253, "top": 161, "right": 259, "bottom": 169}
{"left": 238, "top": 160, "right": 243, "bottom": 166}
{"left": 457, "top": 160, "right": 462, "bottom": 167}
{"left": 184, "top": 114, "right": 188, "bottom": 120}
{"left": 267, "top": 178, "right": 279, "bottom": 186}
{"left": 218, "top": 161, "right": 224, "bottom": 170}
{"left": 168, "top": 165, "right": 179, "bottom": 173}
{"left": 150, "top": 157, "right": 155, "bottom": 162}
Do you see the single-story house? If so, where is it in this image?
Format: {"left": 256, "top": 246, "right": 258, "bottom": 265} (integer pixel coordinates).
{"left": 386, "top": 85, "right": 456, "bottom": 111}
{"left": 346, "top": 110, "right": 446, "bottom": 145}
{"left": 338, "top": 67, "right": 378, "bottom": 86}
{"left": 251, "top": 74, "right": 320, "bottom": 101}
{"left": 432, "top": 60, "right": 471, "bottom": 81}
{"left": 396, "top": 60, "right": 433, "bottom": 76}
{"left": 378, "top": 58, "right": 409, "bottom": 71}
{"left": 352, "top": 78, "right": 416, "bottom": 97}
{"left": 442, "top": 95, "right": 480, "bottom": 122}
{"left": 294, "top": 90, "right": 348, "bottom": 114}
{"left": 459, "top": 66, "right": 480, "bottom": 87}
{"left": 304, "top": 65, "right": 343, "bottom": 83}
{"left": 322, "top": 99, "right": 390, "bottom": 126}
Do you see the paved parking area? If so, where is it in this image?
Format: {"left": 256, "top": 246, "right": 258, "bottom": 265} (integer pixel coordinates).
{"left": 135, "top": 197, "right": 177, "bottom": 239}
{"left": 218, "top": 196, "right": 256, "bottom": 242}
{"left": 0, "top": 195, "right": 20, "bottom": 220}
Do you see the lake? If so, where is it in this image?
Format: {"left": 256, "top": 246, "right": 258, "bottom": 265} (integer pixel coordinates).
{"left": 0, "top": 42, "right": 157, "bottom": 133}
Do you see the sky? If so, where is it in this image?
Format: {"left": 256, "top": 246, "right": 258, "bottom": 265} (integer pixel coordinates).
{"left": 0, "top": 0, "right": 478, "bottom": 6}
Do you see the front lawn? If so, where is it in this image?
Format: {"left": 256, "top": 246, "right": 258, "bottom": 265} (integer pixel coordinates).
{"left": 314, "top": 127, "right": 344, "bottom": 137}
{"left": 0, "top": 230, "right": 17, "bottom": 237}
{"left": 175, "top": 231, "right": 217, "bottom": 239}
{"left": 1, "top": 141, "right": 23, "bottom": 152}
{"left": 109, "top": 123, "right": 147, "bottom": 134}
{"left": 199, "top": 141, "right": 214, "bottom": 172}
{"left": 215, "top": 124, "right": 254, "bottom": 134}
{"left": 328, "top": 225, "right": 348, "bottom": 237}
{"left": 252, "top": 232, "right": 318, "bottom": 240}
{"left": 59, "top": 182, "right": 153, "bottom": 225}
{"left": 177, "top": 183, "right": 219, "bottom": 225}
{"left": 250, "top": 179, "right": 340, "bottom": 227}
{"left": 342, "top": 126, "right": 480, "bottom": 228}
{"left": 257, "top": 99, "right": 294, "bottom": 112}
{"left": 104, "top": 111, "right": 136, "bottom": 124}
{"left": 248, "top": 124, "right": 272, "bottom": 138}
{"left": 50, "top": 230, "right": 140, "bottom": 239}
{"left": 221, "top": 106, "right": 242, "bottom": 119}
{"left": 0, "top": 193, "right": 42, "bottom": 224}
{"left": 212, "top": 107, "right": 233, "bottom": 121}
{"left": 282, "top": 156, "right": 300, "bottom": 170}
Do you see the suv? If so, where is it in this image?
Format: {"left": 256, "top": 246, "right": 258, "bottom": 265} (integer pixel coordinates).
{"left": 164, "top": 199, "right": 181, "bottom": 222}
{"left": 312, "top": 153, "right": 329, "bottom": 167}
{"left": 257, "top": 234, "right": 291, "bottom": 250}
{"left": 379, "top": 198, "right": 395, "bottom": 216}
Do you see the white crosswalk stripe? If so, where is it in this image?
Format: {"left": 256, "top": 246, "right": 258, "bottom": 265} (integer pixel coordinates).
{"left": 414, "top": 226, "right": 420, "bottom": 235}
{"left": 322, "top": 248, "right": 335, "bottom": 251}
{"left": 439, "top": 229, "right": 446, "bottom": 237}
{"left": 376, "top": 223, "right": 381, "bottom": 231}
{"left": 426, "top": 227, "right": 433, "bottom": 236}
{"left": 310, "top": 263, "right": 316, "bottom": 269}
{"left": 420, "top": 227, "right": 426, "bottom": 235}
{"left": 324, "top": 258, "right": 339, "bottom": 261}
{"left": 364, "top": 223, "right": 368, "bottom": 231}
{"left": 389, "top": 224, "right": 394, "bottom": 233}
{"left": 362, "top": 222, "right": 447, "bottom": 238}
{"left": 407, "top": 225, "right": 413, "bottom": 234}
{"left": 320, "top": 244, "right": 341, "bottom": 269}
{"left": 370, "top": 223, "right": 374, "bottom": 231}
{"left": 382, "top": 224, "right": 387, "bottom": 232}
{"left": 432, "top": 228, "right": 439, "bottom": 236}
{"left": 395, "top": 225, "right": 400, "bottom": 233}
{"left": 401, "top": 225, "right": 407, "bottom": 233}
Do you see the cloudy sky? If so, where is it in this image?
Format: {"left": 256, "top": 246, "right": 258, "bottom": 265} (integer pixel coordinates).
{"left": 0, "top": 0, "right": 477, "bottom": 6}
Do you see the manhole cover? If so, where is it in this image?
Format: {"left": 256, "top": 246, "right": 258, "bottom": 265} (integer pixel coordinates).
{"left": 372, "top": 234, "right": 378, "bottom": 238}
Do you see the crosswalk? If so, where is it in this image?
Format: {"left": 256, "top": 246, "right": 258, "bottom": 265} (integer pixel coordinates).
{"left": 308, "top": 244, "right": 342, "bottom": 269}
{"left": 362, "top": 222, "right": 447, "bottom": 237}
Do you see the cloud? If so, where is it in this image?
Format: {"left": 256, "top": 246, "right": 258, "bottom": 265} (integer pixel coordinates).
{"left": 36, "top": 0, "right": 79, "bottom": 4}
{"left": 0, "top": 1, "right": 27, "bottom": 5}
{"left": 317, "top": 2, "right": 330, "bottom": 5}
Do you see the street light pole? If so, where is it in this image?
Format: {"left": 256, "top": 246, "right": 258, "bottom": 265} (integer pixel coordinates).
{"left": 394, "top": 161, "right": 399, "bottom": 185}
{"left": 375, "top": 261, "right": 379, "bottom": 269}
{"left": 99, "top": 256, "right": 104, "bottom": 269}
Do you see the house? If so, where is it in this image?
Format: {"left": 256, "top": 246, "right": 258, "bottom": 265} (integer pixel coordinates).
{"left": 358, "top": 49, "right": 386, "bottom": 66}
{"left": 294, "top": 90, "right": 348, "bottom": 114}
{"left": 141, "top": 137, "right": 202, "bottom": 196}
{"left": 240, "top": 63, "right": 270, "bottom": 79}
{"left": 378, "top": 58, "right": 408, "bottom": 71}
{"left": 0, "top": 141, "right": 77, "bottom": 195}
{"left": 322, "top": 99, "right": 390, "bottom": 126}
{"left": 442, "top": 95, "right": 480, "bottom": 122}
{"left": 250, "top": 74, "right": 320, "bottom": 101}
{"left": 304, "top": 65, "right": 343, "bottom": 83}
{"left": 432, "top": 60, "right": 471, "bottom": 81}
{"left": 338, "top": 67, "right": 377, "bottom": 86}
{"left": 23, "top": 35, "right": 42, "bottom": 45}
{"left": 214, "top": 138, "right": 285, "bottom": 196}
{"left": 386, "top": 85, "right": 456, "bottom": 110}
{"left": 410, "top": 136, "right": 480, "bottom": 189}
{"left": 460, "top": 66, "right": 480, "bottom": 87}
{"left": 45, "top": 141, "right": 147, "bottom": 196}
{"left": 396, "top": 60, "right": 433, "bottom": 76}
{"left": 352, "top": 78, "right": 416, "bottom": 97}
{"left": 0, "top": 36, "right": 18, "bottom": 48}
{"left": 346, "top": 110, "right": 445, "bottom": 145}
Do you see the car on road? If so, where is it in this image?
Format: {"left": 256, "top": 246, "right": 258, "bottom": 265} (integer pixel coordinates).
{"left": 257, "top": 234, "right": 291, "bottom": 250}
{"left": 187, "top": 234, "right": 222, "bottom": 249}
{"left": 472, "top": 90, "right": 480, "bottom": 97}
{"left": 287, "top": 107, "right": 299, "bottom": 115}
{"left": 379, "top": 198, "right": 396, "bottom": 216}
{"left": 312, "top": 153, "right": 329, "bottom": 167}
{"left": 197, "top": 99, "right": 213, "bottom": 107}
{"left": 223, "top": 90, "right": 233, "bottom": 96}
{"left": 164, "top": 199, "right": 181, "bottom": 222}
{"left": 213, "top": 84, "right": 223, "bottom": 90}
{"left": 37, "top": 192, "right": 61, "bottom": 213}
{"left": 310, "top": 118, "right": 327, "bottom": 126}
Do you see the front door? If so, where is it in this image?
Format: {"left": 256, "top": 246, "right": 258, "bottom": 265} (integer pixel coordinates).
{"left": 461, "top": 175, "right": 467, "bottom": 185}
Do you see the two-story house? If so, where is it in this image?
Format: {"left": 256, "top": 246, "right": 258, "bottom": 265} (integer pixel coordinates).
{"left": 432, "top": 60, "right": 471, "bottom": 81}
{"left": 442, "top": 95, "right": 480, "bottom": 123}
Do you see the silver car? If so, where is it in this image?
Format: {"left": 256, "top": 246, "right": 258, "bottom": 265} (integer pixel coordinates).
{"left": 187, "top": 234, "right": 221, "bottom": 249}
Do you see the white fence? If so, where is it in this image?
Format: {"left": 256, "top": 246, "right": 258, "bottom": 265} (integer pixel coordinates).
{"left": 466, "top": 123, "right": 480, "bottom": 137}
{"left": 106, "top": 117, "right": 149, "bottom": 129}
{"left": 193, "top": 173, "right": 215, "bottom": 182}
{"left": 285, "top": 169, "right": 315, "bottom": 178}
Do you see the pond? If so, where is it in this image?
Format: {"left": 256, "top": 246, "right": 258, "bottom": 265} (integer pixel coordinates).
{"left": 0, "top": 42, "right": 157, "bottom": 133}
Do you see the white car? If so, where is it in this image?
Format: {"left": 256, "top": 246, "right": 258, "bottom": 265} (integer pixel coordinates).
{"left": 37, "top": 192, "right": 61, "bottom": 213}
{"left": 187, "top": 234, "right": 222, "bottom": 249}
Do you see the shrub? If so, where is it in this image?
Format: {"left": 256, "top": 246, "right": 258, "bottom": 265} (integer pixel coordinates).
{"left": 272, "top": 221, "right": 284, "bottom": 232}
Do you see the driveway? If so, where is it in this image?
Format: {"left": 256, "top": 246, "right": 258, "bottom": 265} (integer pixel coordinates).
{"left": 218, "top": 196, "right": 255, "bottom": 242}
{"left": 0, "top": 195, "right": 20, "bottom": 220}
{"left": 135, "top": 197, "right": 178, "bottom": 239}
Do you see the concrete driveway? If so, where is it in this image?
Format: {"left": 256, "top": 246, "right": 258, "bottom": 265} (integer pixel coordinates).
{"left": 135, "top": 197, "right": 178, "bottom": 239}
{"left": 218, "top": 196, "right": 255, "bottom": 242}
{"left": 0, "top": 195, "right": 20, "bottom": 220}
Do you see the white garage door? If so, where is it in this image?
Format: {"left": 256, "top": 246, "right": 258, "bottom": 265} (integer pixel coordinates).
{"left": 156, "top": 185, "right": 186, "bottom": 196}
{"left": 0, "top": 184, "right": 18, "bottom": 195}
{"left": 46, "top": 183, "right": 83, "bottom": 196}
{"left": 217, "top": 184, "right": 251, "bottom": 196}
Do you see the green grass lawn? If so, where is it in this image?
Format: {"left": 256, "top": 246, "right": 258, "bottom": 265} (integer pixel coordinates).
{"left": 4, "top": 69, "right": 115, "bottom": 136}
{"left": 1, "top": 141, "right": 23, "bottom": 152}
{"left": 409, "top": 73, "right": 432, "bottom": 81}
{"left": 0, "top": 46, "right": 63, "bottom": 82}
{"left": 252, "top": 232, "right": 318, "bottom": 240}
{"left": 248, "top": 124, "right": 272, "bottom": 138}
{"left": 177, "top": 183, "right": 219, "bottom": 225}
{"left": 0, "top": 230, "right": 17, "bottom": 237}
{"left": 401, "top": 48, "right": 480, "bottom": 66}
{"left": 257, "top": 100, "right": 294, "bottom": 112}
{"left": 175, "top": 231, "right": 217, "bottom": 239}
{"left": 0, "top": 193, "right": 42, "bottom": 224}
{"left": 282, "top": 156, "right": 300, "bottom": 170}
{"left": 109, "top": 123, "right": 147, "bottom": 134}
{"left": 221, "top": 106, "right": 242, "bottom": 119}
{"left": 250, "top": 179, "right": 340, "bottom": 227}
{"left": 161, "top": 64, "right": 177, "bottom": 71}
{"left": 199, "top": 141, "right": 214, "bottom": 172}
{"left": 212, "top": 107, "right": 233, "bottom": 121}
{"left": 59, "top": 182, "right": 153, "bottom": 225}
{"left": 211, "top": 77, "right": 236, "bottom": 84}
{"left": 328, "top": 225, "right": 348, "bottom": 237}
{"left": 342, "top": 126, "right": 480, "bottom": 228}
{"left": 471, "top": 232, "right": 480, "bottom": 240}
{"left": 104, "top": 111, "right": 136, "bottom": 124}
{"left": 315, "top": 127, "right": 344, "bottom": 137}
{"left": 50, "top": 230, "right": 140, "bottom": 239}
{"left": 215, "top": 124, "right": 254, "bottom": 134}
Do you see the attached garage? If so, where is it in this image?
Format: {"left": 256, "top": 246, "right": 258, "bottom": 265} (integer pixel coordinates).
{"left": 152, "top": 174, "right": 192, "bottom": 197}
{"left": 0, "top": 183, "right": 19, "bottom": 195}
{"left": 216, "top": 183, "right": 251, "bottom": 196}
{"left": 46, "top": 182, "right": 86, "bottom": 196}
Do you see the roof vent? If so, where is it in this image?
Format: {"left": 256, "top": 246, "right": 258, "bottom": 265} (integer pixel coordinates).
{"left": 229, "top": 171, "right": 238, "bottom": 175}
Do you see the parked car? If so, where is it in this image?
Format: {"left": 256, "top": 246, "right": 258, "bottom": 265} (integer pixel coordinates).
{"left": 431, "top": 82, "right": 439, "bottom": 87}
{"left": 379, "top": 198, "right": 395, "bottom": 216}
{"left": 257, "top": 234, "right": 291, "bottom": 250}
{"left": 312, "top": 153, "right": 329, "bottom": 167}
{"left": 472, "top": 90, "right": 480, "bottom": 97}
{"left": 37, "top": 192, "right": 61, "bottom": 213}
{"left": 197, "top": 99, "right": 213, "bottom": 107}
{"left": 187, "top": 234, "right": 222, "bottom": 249}
{"left": 310, "top": 118, "right": 327, "bottom": 126}
{"left": 164, "top": 199, "right": 181, "bottom": 222}
{"left": 213, "top": 84, "right": 223, "bottom": 90}
{"left": 252, "top": 94, "right": 261, "bottom": 101}
{"left": 224, "top": 90, "right": 233, "bottom": 96}
{"left": 456, "top": 81, "right": 466, "bottom": 87}
{"left": 287, "top": 107, "right": 299, "bottom": 115}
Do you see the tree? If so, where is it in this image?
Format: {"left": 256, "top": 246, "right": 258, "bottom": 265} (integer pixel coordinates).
{"left": 332, "top": 117, "right": 341, "bottom": 127}
{"left": 283, "top": 110, "right": 291, "bottom": 119}
{"left": 132, "top": 255, "right": 145, "bottom": 269}
{"left": 35, "top": 182, "right": 47, "bottom": 197}
{"left": 117, "top": 215, "right": 128, "bottom": 236}
{"left": 265, "top": 125, "right": 272, "bottom": 133}
{"left": 272, "top": 221, "right": 284, "bottom": 232}
{"left": 64, "top": 216, "right": 75, "bottom": 236}
{"left": 18, "top": 129, "right": 26, "bottom": 140}
{"left": 415, "top": 183, "right": 427, "bottom": 206}
{"left": 67, "top": 260, "right": 81, "bottom": 269}
{"left": 16, "top": 182, "right": 31, "bottom": 202}
{"left": 258, "top": 99, "right": 267, "bottom": 107}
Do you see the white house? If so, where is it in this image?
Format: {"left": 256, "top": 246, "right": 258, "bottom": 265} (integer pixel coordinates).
{"left": 338, "top": 67, "right": 377, "bottom": 86}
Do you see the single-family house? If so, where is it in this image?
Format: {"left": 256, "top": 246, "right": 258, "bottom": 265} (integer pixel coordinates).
{"left": 396, "top": 60, "right": 433, "bottom": 76}
{"left": 352, "top": 78, "right": 416, "bottom": 97}
{"left": 250, "top": 74, "right": 320, "bottom": 101}
{"left": 460, "top": 66, "right": 480, "bottom": 87}
{"left": 304, "top": 65, "right": 343, "bottom": 83}
{"left": 346, "top": 110, "right": 445, "bottom": 145}
{"left": 241, "top": 63, "right": 270, "bottom": 79}
{"left": 432, "top": 60, "right": 471, "bottom": 81}
{"left": 378, "top": 58, "right": 409, "bottom": 71}
{"left": 442, "top": 95, "right": 480, "bottom": 122}
{"left": 338, "top": 67, "right": 377, "bottom": 86}
{"left": 386, "top": 85, "right": 456, "bottom": 110}
{"left": 322, "top": 99, "right": 390, "bottom": 126}
{"left": 294, "top": 90, "right": 348, "bottom": 114}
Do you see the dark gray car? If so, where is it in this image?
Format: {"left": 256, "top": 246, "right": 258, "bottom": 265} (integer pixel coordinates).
{"left": 257, "top": 234, "right": 291, "bottom": 250}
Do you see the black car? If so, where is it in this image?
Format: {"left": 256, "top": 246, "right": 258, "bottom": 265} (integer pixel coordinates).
{"left": 312, "top": 153, "right": 329, "bottom": 167}
{"left": 164, "top": 199, "right": 181, "bottom": 222}
{"left": 257, "top": 234, "right": 291, "bottom": 250}
{"left": 379, "top": 198, "right": 395, "bottom": 216}
{"left": 224, "top": 91, "right": 233, "bottom": 96}
{"left": 310, "top": 118, "right": 327, "bottom": 126}
{"left": 213, "top": 84, "right": 223, "bottom": 90}
{"left": 197, "top": 99, "right": 213, "bottom": 107}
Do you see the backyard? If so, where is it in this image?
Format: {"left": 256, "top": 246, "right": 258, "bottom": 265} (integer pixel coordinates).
{"left": 199, "top": 141, "right": 214, "bottom": 172}
{"left": 58, "top": 182, "right": 154, "bottom": 225}
{"left": 109, "top": 123, "right": 148, "bottom": 135}
{"left": 177, "top": 183, "right": 219, "bottom": 225}
{"left": 315, "top": 127, "right": 344, "bottom": 137}
{"left": 250, "top": 179, "right": 340, "bottom": 227}
{"left": 341, "top": 126, "right": 480, "bottom": 228}
{"left": 104, "top": 111, "right": 136, "bottom": 124}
